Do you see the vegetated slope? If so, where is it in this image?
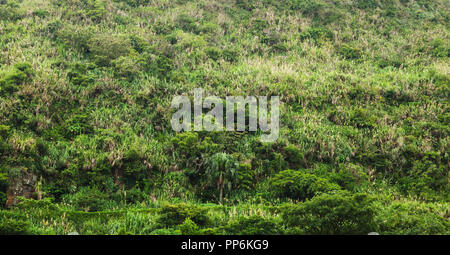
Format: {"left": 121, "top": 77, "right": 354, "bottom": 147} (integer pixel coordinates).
{"left": 0, "top": 0, "right": 449, "bottom": 235}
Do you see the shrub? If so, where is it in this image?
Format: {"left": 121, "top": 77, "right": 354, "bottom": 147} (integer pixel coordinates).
{"left": 67, "top": 62, "right": 96, "bottom": 86}
{"left": 0, "top": 125, "right": 10, "bottom": 138}
{"left": 356, "top": 0, "right": 378, "bottom": 9}
{"left": 158, "top": 203, "right": 210, "bottom": 227}
{"left": 176, "top": 14, "right": 198, "bottom": 33}
{"left": 0, "top": 218, "right": 31, "bottom": 235}
{"left": 112, "top": 55, "right": 142, "bottom": 79}
{"left": 338, "top": 44, "right": 362, "bottom": 60}
{"left": 284, "top": 145, "right": 305, "bottom": 169}
{"left": 171, "top": 132, "right": 200, "bottom": 159}
{"left": 224, "top": 215, "right": 282, "bottom": 235}
{"left": 270, "top": 170, "right": 340, "bottom": 201}
{"left": 114, "top": 0, "right": 151, "bottom": 7}
{"left": 377, "top": 201, "right": 450, "bottom": 234}
{"left": 329, "top": 163, "right": 368, "bottom": 191}
{"left": 349, "top": 107, "right": 378, "bottom": 128}
{"left": 289, "top": 0, "right": 325, "bottom": 15}
{"left": 299, "top": 26, "right": 333, "bottom": 44}
{"left": 237, "top": 163, "right": 254, "bottom": 190}
{"left": 88, "top": 34, "right": 132, "bottom": 66}
{"left": 0, "top": 0, "right": 25, "bottom": 21}
{"left": 282, "top": 192, "right": 377, "bottom": 234}
{"left": 64, "top": 114, "right": 93, "bottom": 138}
{"left": 398, "top": 157, "right": 448, "bottom": 200}
{"left": 376, "top": 55, "right": 405, "bottom": 68}
{"left": 32, "top": 9, "right": 49, "bottom": 18}
{"left": 222, "top": 48, "right": 238, "bottom": 62}
{"left": 205, "top": 47, "right": 222, "bottom": 61}
{"left": 63, "top": 187, "right": 109, "bottom": 212}
{"left": 56, "top": 24, "right": 94, "bottom": 52}
{"left": 86, "top": 0, "right": 107, "bottom": 22}
{"left": 0, "top": 62, "right": 33, "bottom": 96}
{"left": 178, "top": 217, "right": 200, "bottom": 235}
{"left": 429, "top": 37, "right": 449, "bottom": 58}
{"left": 236, "top": 0, "right": 256, "bottom": 11}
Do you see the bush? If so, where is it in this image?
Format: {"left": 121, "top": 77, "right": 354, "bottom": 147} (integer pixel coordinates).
{"left": 377, "top": 201, "right": 450, "bottom": 235}
{"left": 224, "top": 215, "right": 282, "bottom": 235}
{"left": 178, "top": 217, "right": 200, "bottom": 235}
{"left": 282, "top": 192, "right": 377, "bottom": 234}
{"left": 237, "top": 163, "right": 254, "bottom": 190}
{"left": 338, "top": 44, "right": 362, "bottom": 60}
{"left": 0, "top": 125, "right": 10, "bottom": 138}
{"left": 88, "top": 34, "right": 132, "bottom": 66}
{"left": 56, "top": 25, "right": 94, "bottom": 52}
{"left": 398, "top": 157, "right": 448, "bottom": 200}
{"left": 64, "top": 114, "right": 93, "bottom": 138}
{"left": 299, "top": 26, "right": 333, "bottom": 44}
{"left": 284, "top": 145, "right": 305, "bottom": 169}
{"left": 270, "top": 170, "right": 340, "bottom": 201}
{"left": 0, "top": 192, "right": 6, "bottom": 209}
{"left": 112, "top": 55, "right": 142, "bottom": 79}
{"left": 349, "top": 107, "right": 378, "bottom": 128}
{"left": 114, "top": 0, "right": 151, "bottom": 7}
{"left": 0, "top": 62, "right": 33, "bottom": 96}
{"left": 63, "top": 187, "right": 109, "bottom": 212}
{"left": 86, "top": 0, "right": 107, "bottom": 22}
{"left": 222, "top": 48, "right": 238, "bottom": 63}
{"left": 67, "top": 62, "right": 96, "bottom": 86}
{"left": 0, "top": 1, "right": 25, "bottom": 21}
{"left": 158, "top": 203, "right": 210, "bottom": 227}
{"left": 289, "top": 0, "right": 325, "bottom": 15}
{"left": 0, "top": 218, "right": 31, "bottom": 235}
{"left": 176, "top": 14, "right": 198, "bottom": 33}
{"left": 205, "top": 47, "right": 222, "bottom": 61}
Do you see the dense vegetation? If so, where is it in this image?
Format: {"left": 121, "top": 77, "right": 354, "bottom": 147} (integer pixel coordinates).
{"left": 0, "top": 0, "right": 449, "bottom": 235}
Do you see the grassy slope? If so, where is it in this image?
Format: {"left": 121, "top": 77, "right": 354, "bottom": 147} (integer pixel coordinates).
{"left": 0, "top": 0, "right": 449, "bottom": 234}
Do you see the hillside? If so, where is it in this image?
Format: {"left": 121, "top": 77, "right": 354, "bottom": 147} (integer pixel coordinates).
{"left": 0, "top": 0, "right": 449, "bottom": 235}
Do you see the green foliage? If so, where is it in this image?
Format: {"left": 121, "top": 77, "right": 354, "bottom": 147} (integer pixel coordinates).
{"left": 0, "top": 125, "right": 10, "bottom": 138}
{"left": 398, "top": 156, "right": 448, "bottom": 200}
{"left": 299, "top": 26, "right": 333, "bottom": 44}
{"left": 63, "top": 187, "right": 109, "bottom": 212}
{"left": 171, "top": 132, "right": 221, "bottom": 165}
{"left": 0, "top": 0, "right": 25, "bottom": 21}
{"left": 0, "top": 218, "right": 31, "bottom": 235}
{"left": 329, "top": 163, "right": 368, "bottom": 191}
{"left": 377, "top": 201, "right": 450, "bottom": 235}
{"left": 86, "top": 0, "right": 107, "bottom": 22}
{"left": 158, "top": 203, "right": 210, "bottom": 227}
{"left": 236, "top": 163, "right": 254, "bottom": 190}
{"left": 65, "top": 114, "right": 93, "bottom": 137}
{"left": 88, "top": 34, "right": 132, "bottom": 66}
{"left": 284, "top": 145, "right": 305, "bottom": 169}
{"left": 114, "top": 0, "right": 150, "bottom": 7}
{"left": 271, "top": 170, "right": 340, "bottom": 201}
{"left": 204, "top": 153, "right": 238, "bottom": 202}
{"left": 338, "top": 44, "right": 362, "bottom": 60}
{"left": 348, "top": 107, "right": 378, "bottom": 128}
{"left": 0, "top": 62, "right": 33, "bottom": 96}
{"left": 178, "top": 217, "right": 200, "bottom": 235}
{"left": 176, "top": 14, "right": 199, "bottom": 33}
{"left": 112, "top": 55, "right": 142, "bottom": 79}
{"left": 205, "top": 47, "right": 222, "bottom": 61}
{"left": 282, "top": 192, "right": 377, "bottom": 234}
{"left": 0, "top": 0, "right": 448, "bottom": 236}
{"left": 67, "top": 62, "right": 96, "bottom": 86}
{"left": 224, "top": 215, "right": 282, "bottom": 235}
{"left": 289, "top": 0, "right": 325, "bottom": 15}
